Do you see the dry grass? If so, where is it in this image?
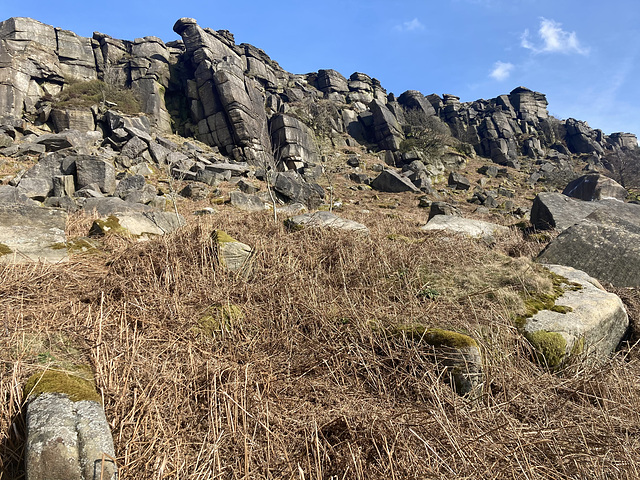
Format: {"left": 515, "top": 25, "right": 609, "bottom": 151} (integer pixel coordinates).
{"left": 2, "top": 206, "right": 640, "bottom": 479}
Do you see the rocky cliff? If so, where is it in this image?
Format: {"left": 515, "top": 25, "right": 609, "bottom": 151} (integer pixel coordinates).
{"left": 1, "top": 16, "right": 636, "bottom": 174}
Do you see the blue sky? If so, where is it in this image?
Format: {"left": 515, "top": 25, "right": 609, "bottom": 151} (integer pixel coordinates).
{"left": 2, "top": 0, "right": 639, "bottom": 136}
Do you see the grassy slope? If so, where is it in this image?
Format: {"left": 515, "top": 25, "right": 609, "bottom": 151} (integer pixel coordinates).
{"left": 1, "top": 189, "right": 640, "bottom": 479}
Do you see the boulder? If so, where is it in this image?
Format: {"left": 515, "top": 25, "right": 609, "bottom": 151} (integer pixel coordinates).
{"left": 370, "top": 169, "right": 419, "bottom": 193}
{"left": 562, "top": 174, "right": 627, "bottom": 201}
{"left": 522, "top": 264, "right": 628, "bottom": 368}
{"left": 0, "top": 205, "right": 67, "bottom": 263}
{"left": 81, "top": 197, "right": 153, "bottom": 216}
{"left": 212, "top": 230, "right": 253, "bottom": 274}
{"left": 0, "top": 185, "right": 38, "bottom": 205}
{"left": 273, "top": 171, "right": 324, "bottom": 208}
{"left": 538, "top": 218, "right": 640, "bottom": 288}
{"left": 228, "top": 191, "right": 266, "bottom": 212}
{"left": 284, "top": 211, "right": 369, "bottom": 234}
{"left": 420, "top": 215, "right": 509, "bottom": 242}
{"left": 530, "top": 192, "right": 600, "bottom": 231}
{"left": 428, "top": 202, "right": 461, "bottom": 220}
{"left": 75, "top": 156, "right": 116, "bottom": 195}
{"left": 23, "top": 369, "right": 116, "bottom": 480}
{"left": 448, "top": 172, "right": 471, "bottom": 190}
{"left": 90, "top": 212, "right": 185, "bottom": 237}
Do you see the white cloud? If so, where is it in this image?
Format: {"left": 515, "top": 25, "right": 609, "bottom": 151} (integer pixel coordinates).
{"left": 490, "top": 61, "right": 514, "bottom": 81}
{"left": 395, "top": 18, "right": 425, "bottom": 33}
{"left": 521, "top": 18, "right": 589, "bottom": 55}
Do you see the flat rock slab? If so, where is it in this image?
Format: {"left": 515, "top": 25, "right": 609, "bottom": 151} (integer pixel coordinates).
{"left": 228, "top": 191, "right": 266, "bottom": 212}
{"left": 26, "top": 394, "right": 117, "bottom": 480}
{"left": 523, "top": 264, "right": 628, "bottom": 366}
{"left": 285, "top": 211, "right": 369, "bottom": 234}
{"left": 420, "top": 215, "right": 509, "bottom": 241}
{"left": 81, "top": 197, "right": 154, "bottom": 216}
{"left": 91, "top": 212, "right": 185, "bottom": 237}
{"left": 212, "top": 230, "right": 253, "bottom": 274}
{"left": 0, "top": 205, "right": 67, "bottom": 263}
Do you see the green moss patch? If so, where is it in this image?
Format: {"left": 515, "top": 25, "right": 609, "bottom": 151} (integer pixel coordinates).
{"left": 24, "top": 368, "right": 101, "bottom": 403}
{"left": 89, "top": 216, "right": 129, "bottom": 237}
{"left": 212, "top": 230, "right": 237, "bottom": 243}
{"left": 196, "top": 304, "right": 244, "bottom": 336}
{"left": 0, "top": 243, "right": 13, "bottom": 256}
{"left": 524, "top": 330, "right": 567, "bottom": 369}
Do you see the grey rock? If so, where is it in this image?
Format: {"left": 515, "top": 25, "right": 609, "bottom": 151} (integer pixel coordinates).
{"left": 428, "top": 202, "right": 461, "bottom": 220}
{"left": 448, "top": 172, "right": 471, "bottom": 190}
{"left": 16, "top": 177, "right": 52, "bottom": 200}
{"left": 76, "top": 157, "right": 116, "bottom": 195}
{"left": 270, "top": 114, "right": 319, "bottom": 169}
{"left": 369, "top": 99, "right": 403, "bottom": 151}
{"left": 530, "top": 192, "right": 600, "bottom": 231}
{"left": 212, "top": 230, "right": 253, "bottom": 274}
{"left": 114, "top": 174, "right": 146, "bottom": 199}
{"left": 44, "top": 196, "right": 79, "bottom": 212}
{"left": 562, "top": 174, "right": 627, "bottom": 201}
{"left": 0, "top": 205, "right": 67, "bottom": 263}
{"left": 90, "top": 211, "right": 185, "bottom": 236}
{"left": 0, "top": 185, "right": 38, "bottom": 205}
{"left": 179, "top": 183, "right": 210, "bottom": 200}
{"left": 237, "top": 179, "right": 259, "bottom": 194}
{"left": 81, "top": 197, "right": 153, "bottom": 216}
{"left": 53, "top": 175, "right": 76, "bottom": 197}
{"left": 523, "top": 264, "right": 628, "bottom": 366}
{"left": 370, "top": 169, "right": 419, "bottom": 193}
{"left": 273, "top": 171, "right": 324, "bottom": 208}
{"left": 50, "top": 108, "right": 95, "bottom": 133}
{"left": 420, "top": 215, "right": 509, "bottom": 242}
{"left": 120, "top": 136, "right": 148, "bottom": 159}
{"left": 228, "top": 191, "right": 266, "bottom": 212}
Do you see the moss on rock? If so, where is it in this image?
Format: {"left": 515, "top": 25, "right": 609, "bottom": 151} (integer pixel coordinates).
{"left": 0, "top": 243, "right": 13, "bottom": 256}
{"left": 89, "top": 216, "right": 129, "bottom": 237}
{"left": 212, "top": 230, "right": 237, "bottom": 243}
{"left": 524, "top": 330, "right": 567, "bottom": 369}
{"left": 23, "top": 368, "right": 101, "bottom": 403}
{"left": 197, "top": 304, "right": 244, "bottom": 336}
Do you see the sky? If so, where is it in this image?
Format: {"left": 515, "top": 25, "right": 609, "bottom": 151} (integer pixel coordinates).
{"left": 2, "top": 0, "right": 639, "bottom": 136}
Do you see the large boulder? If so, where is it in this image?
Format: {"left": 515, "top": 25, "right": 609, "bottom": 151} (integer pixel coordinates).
{"left": 24, "top": 369, "right": 117, "bottom": 480}
{"left": 530, "top": 192, "right": 600, "bottom": 231}
{"left": 420, "top": 215, "right": 509, "bottom": 242}
{"left": 273, "top": 171, "right": 324, "bottom": 209}
{"left": 523, "top": 264, "right": 628, "bottom": 368}
{"left": 562, "top": 174, "right": 627, "bottom": 201}
{"left": 370, "top": 169, "right": 419, "bottom": 193}
{"left": 0, "top": 205, "right": 67, "bottom": 263}
{"left": 90, "top": 212, "right": 185, "bottom": 237}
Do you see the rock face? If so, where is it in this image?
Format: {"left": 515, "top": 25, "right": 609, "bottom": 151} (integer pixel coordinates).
{"left": 523, "top": 264, "right": 629, "bottom": 367}
{"left": 1, "top": 16, "right": 636, "bottom": 181}
{"left": 0, "top": 205, "right": 67, "bottom": 263}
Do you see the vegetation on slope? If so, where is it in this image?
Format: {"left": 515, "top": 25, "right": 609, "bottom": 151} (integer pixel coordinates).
{"left": 1, "top": 203, "right": 639, "bottom": 479}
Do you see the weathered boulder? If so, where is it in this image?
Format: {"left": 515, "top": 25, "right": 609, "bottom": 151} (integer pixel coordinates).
{"left": 273, "top": 171, "right": 324, "bottom": 208}
{"left": 530, "top": 192, "right": 600, "bottom": 231}
{"left": 0, "top": 205, "right": 67, "bottom": 263}
{"left": 420, "top": 215, "right": 509, "bottom": 242}
{"left": 0, "top": 185, "right": 38, "bottom": 205}
{"left": 369, "top": 99, "right": 403, "bottom": 151}
{"left": 448, "top": 172, "right": 471, "bottom": 190}
{"left": 90, "top": 212, "right": 185, "bottom": 237}
{"left": 398, "top": 327, "right": 483, "bottom": 398}
{"left": 284, "top": 211, "right": 369, "bottom": 234}
{"left": 562, "top": 173, "right": 627, "bottom": 201}
{"left": 81, "top": 197, "right": 154, "bottom": 216}
{"left": 24, "top": 369, "right": 116, "bottom": 480}
{"left": 370, "top": 169, "right": 419, "bottom": 193}
{"left": 75, "top": 156, "right": 116, "bottom": 195}
{"left": 523, "top": 264, "right": 628, "bottom": 368}
{"left": 212, "top": 230, "right": 253, "bottom": 274}
{"left": 228, "top": 191, "right": 266, "bottom": 212}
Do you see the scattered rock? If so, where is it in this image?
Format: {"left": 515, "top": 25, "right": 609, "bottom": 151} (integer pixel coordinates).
{"left": 420, "top": 215, "right": 509, "bottom": 242}
{"left": 212, "top": 230, "right": 253, "bottom": 274}
{"left": 90, "top": 212, "right": 185, "bottom": 237}
{"left": 370, "top": 169, "right": 419, "bottom": 193}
